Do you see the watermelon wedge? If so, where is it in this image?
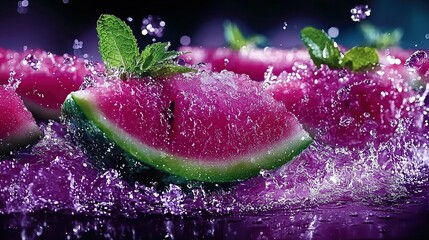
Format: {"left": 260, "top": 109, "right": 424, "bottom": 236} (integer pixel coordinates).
{"left": 62, "top": 71, "right": 312, "bottom": 182}
{"left": 265, "top": 63, "right": 420, "bottom": 147}
{"left": 0, "top": 47, "right": 104, "bottom": 120}
{"left": 179, "top": 46, "right": 311, "bottom": 81}
{"left": 0, "top": 85, "right": 42, "bottom": 155}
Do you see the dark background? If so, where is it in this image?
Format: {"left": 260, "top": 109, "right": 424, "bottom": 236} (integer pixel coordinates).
{"left": 0, "top": 0, "right": 428, "bottom": 61}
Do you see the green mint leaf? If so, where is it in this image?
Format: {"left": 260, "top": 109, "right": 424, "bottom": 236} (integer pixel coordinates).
{"left": 136, "top": 42, "right": 195, "bottom": 77}
{"left": 300, "top": 26, "right": 342, "bottom": 69}
{"left": 300, "top": 26, "right": 379, "bottom": 72}
{"left": 360, "top": 22, "right": 403, "bottom": 48}
{"left": 341, "top": 47, "right": 379, "bottom": 72}
{"left": 96, "top": 14, "right": 139, "bottom": 72}
{"left": 224, "top": 21, "right": 266, "bottom": 50}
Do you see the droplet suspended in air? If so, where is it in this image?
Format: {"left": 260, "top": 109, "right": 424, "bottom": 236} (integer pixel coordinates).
{"left": 141, "top": 15, "right": 166, "bottom": 38}
{"left": 328, "top": 27, "right": 339, "bottom": 38}
{"left": 73, "top": 39, "right": 84, "bottom": 50}
{"left": 350, "top": 5, "right": 371, "bottom": 22}
{"left": 405, "top": 50, "right": 428, "bottom": 71}
{"left": 23, "top": 54, "right": 41, "bottom": 70}
{"left": 282, "top": 22, "right": 288, "bottom": 30}
{"left": 180, "top": 35, "right": 191, "bottom": 46}
{"left": 17, "top": 0, "right": 29, "bottom": 14}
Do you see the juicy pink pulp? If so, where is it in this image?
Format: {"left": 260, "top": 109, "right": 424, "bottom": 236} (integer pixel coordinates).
{"left": 0, "top": 48, "right": 104, "bottom": 119}
{"left": 0, "top": 85, "right": 41, "bottom": 153}
{"left": 266, "top": 64, "right": 423, "bottom": 147}
{"left": 83, "top": 71, "right": 304, "bottom": 162}
{"left": 179, "top": 46, "right": 311, "bottom": 81}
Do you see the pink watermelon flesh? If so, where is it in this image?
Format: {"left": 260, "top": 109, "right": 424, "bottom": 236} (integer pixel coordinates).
{"left": 66, "top": 71, "right": 312, "bottom": 182}
{"left": 266, "top": 64, "right": 420, "bottom": 147}
{"left": 0, "top": 85, "right": 42, "bottom": 155}
{"left": 179, "top": 46, "right": 311, "bottom": 81}
{"left": 0, "top": 47, "right": 104, "bottom": 120}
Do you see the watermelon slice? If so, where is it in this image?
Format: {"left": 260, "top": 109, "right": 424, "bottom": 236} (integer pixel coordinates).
{"left": 265, "top": 63, "right": 420, "bottom": 147}
{"left": 179, "top": 46, "right": 311, "bottom": 81}
{"left": 0, "top": 85, "right": 42, "bottom": 155}
{"left": 62, "top": 71, "right": 312, "bottom": 182}
{"left": 0, "top": 47, "right": 104, "bottom": 120}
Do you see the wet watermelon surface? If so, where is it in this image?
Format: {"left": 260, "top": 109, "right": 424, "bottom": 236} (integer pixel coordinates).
{"left": 0, "top": 119, "right": 428, "bottom": 239}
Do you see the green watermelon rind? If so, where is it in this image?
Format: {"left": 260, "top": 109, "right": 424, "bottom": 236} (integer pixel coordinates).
{"left": 63, "top": 92, "right": 313, "bottom": 183}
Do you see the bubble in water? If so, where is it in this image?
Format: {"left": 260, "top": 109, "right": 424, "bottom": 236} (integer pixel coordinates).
{"left": 350, "top": 5, "right": 371, "bottom": 22}
{"left": 23, "top": 54, "right": 41, "bottom": 70}
{"left": 141, "top": 15, "right": 165, "bottom": 38}
{"left": 405, "top": 50, "right": 428, "bottom": 71}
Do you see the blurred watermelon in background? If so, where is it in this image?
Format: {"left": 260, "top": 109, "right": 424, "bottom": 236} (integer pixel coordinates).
{"left": 0, "top": 0, "right": 428, "bottom": 60}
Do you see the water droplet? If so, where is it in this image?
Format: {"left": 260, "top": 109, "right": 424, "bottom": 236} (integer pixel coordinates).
{"left": 7, "top": 71, "right": 21, "bottom": 90}
{"left": 180, "top": 35, "right": 191, "bottom": 46}
{"left": 224, "top": 58, "right": 230, "bottom": 66}
{"left": 141, "top": 15, "right": 165, "bottom": 38}
{"left": 350, "top": 5, "right": 371, "bottom": 22}
{"left": 23, "top": 54, "right": 41, "bottom": 70}
{"left": 79, "top": 74, "right": 95, "bottom": 90}
{"left": 17, "top": 0, "right": 29, "bottom": 14}
{"left": 282, "top": 22, "right": 288, "bottom": 30}
{"left": 425, "top": 33, "right": 429, "bottom": 40}
{"left": 328, "top": 27, "right": 339, "bottom": 38}
{"left": 339, "top": 116, "right": 354, "bottom": 127}
{"left": 127, "top": 17, "right": 133, "bottom": 22}
{"left": 63, "top": 54, "right": 74, "bottom": 65}
{"left": 405, "top": 50, "right": 428, "bottom": 71}
{"left": 73, "top": 39, "right": 83, "bottom": 50}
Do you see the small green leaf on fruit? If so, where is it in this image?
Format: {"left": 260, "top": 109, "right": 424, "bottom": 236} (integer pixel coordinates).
{"left": 342, "top": 47, "right": 379, "bottom": 72}
{"left": 96, "top": 14, "right": 139, "bottom": 72}
{"left": 96, "top": 14, "right": 195, "bottom": 79}
{"left": 224, "top": 21, "right": 266, "bottom": 50}
{"left": 300, "top": 26, "right": 342, "bottom": 69}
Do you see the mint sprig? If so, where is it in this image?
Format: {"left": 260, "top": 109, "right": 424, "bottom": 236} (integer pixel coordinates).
{"left": 97, "top": 14, "right": 139, "bottom": 72}
{"left": 300, "top": 26, "right": 379, "bottom": 72}
{"left": 224, "top": 21, "right": 266, "bottom": 50}
{"left": 96, "top": 14, "right": 195, "bottom": 78}
{"left": 300, "top": 27, "right": 342, "bottom": 69}
{"left": 342, "top": 46, "right": 379, "bottom": 72}
{"left": 360, "top": 22, "right": 403, "bottom": 48}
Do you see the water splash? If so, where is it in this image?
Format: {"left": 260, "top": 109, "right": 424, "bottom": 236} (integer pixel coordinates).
{"left": 350, "top": 5, "right": 371, "bottom": 22}
{"left": 6, "top": 71, "right": 21, "bottom": 90}
{"left": 0, "top": 120, "right": 427, "bottom": 218}
{"left": 141, "top": 15, "right": 166, "bottom": 38}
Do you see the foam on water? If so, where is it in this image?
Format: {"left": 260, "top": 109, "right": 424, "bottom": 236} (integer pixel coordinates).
{"left": 0, "top": 118, "right": 428, "bottom": 218}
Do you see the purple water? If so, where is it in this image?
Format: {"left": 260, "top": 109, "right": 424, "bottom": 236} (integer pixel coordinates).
{"left": 1, "top": 115, "right": 428, "bottom": 238}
